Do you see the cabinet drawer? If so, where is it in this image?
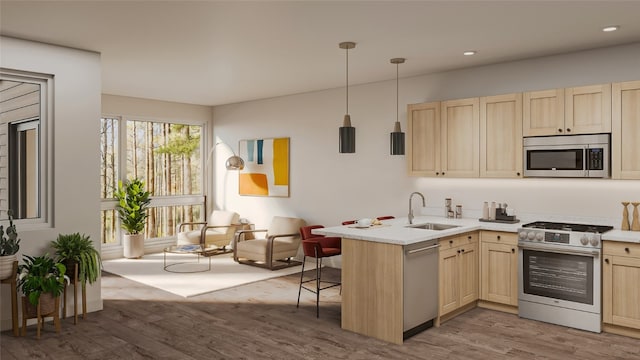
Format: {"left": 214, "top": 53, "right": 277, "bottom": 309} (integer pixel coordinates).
{"left": 603, "top": 241, "right": 640, "bottom": 258}
{"left": 439, "top": 232, "right": 478, "bottom": 249}
{"left": 480, "top": 231, "right": 517, "bottom": 246}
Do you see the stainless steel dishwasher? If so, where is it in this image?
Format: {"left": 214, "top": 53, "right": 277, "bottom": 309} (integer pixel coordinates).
{"left": 403, "top": 239, "right": 439, "bottom": 339}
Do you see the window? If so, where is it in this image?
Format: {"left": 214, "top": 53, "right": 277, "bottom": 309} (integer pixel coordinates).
{"left": 100, "top": 116, "right": 205, "bottom": 245}
{"left": 0, "top": 70, "right": 52, "bottom": 225}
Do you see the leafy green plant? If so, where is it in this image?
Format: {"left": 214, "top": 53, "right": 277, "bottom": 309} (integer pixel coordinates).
{"left": 114, "top": 178, "right": 151, "bottom": 235}
{"left": 18, "top": 254, "right": 67, "bottom": 306}
{"left": 0, "top": 210, "right": 20, "bottom": 256}
{"left": 51, "top": 233, "right": 101, "bottom": 284}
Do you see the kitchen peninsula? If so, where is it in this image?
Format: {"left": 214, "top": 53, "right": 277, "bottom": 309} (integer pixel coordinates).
{"left": 315, "top": 216, "right": 640, "bottom": 344}
{"left": 314, "top": 216, "right": 520, "bottom": 344}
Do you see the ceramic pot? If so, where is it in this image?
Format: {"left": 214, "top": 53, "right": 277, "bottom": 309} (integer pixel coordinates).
{"left": 123, "top": 233, "right": 144, "bottom": 258}
{"left": 0, "top": 254, "right": 17, "bottom": 280}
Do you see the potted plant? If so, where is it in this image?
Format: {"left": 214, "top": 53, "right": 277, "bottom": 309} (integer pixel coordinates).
{"left": 114, "top": 178, "right": 151, "bottom": 258}
{"left": 51, "top": 233, "right": 101, "bottom": 284}
{"left": 17, "top": 254, "right": 67, "bottom": 316}
{"left": 0, "top": 210, "right": 21, "bottom": 280}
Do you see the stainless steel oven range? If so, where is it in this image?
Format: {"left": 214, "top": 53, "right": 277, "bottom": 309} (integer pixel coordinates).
{"left": 517, "top": 221, "right": 613, "bottom": 333}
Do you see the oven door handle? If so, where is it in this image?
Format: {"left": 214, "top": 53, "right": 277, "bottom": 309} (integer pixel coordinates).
{"left": 518, "top": 242, "right": 600, "bottom": 257}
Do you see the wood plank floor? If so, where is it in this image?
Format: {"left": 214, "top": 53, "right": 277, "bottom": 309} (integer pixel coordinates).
{"left": 1, "top": 268, "right": 639, "bottom": 359}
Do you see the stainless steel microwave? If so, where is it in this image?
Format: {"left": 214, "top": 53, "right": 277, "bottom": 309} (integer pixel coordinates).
{"left": 523, "top": 134, "right": 610, "bottom": 178}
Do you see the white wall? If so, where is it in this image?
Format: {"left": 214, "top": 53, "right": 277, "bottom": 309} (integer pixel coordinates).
{"left": 0, "top": 36, "right": 102, "bottom": 330}
{"left": 212, "top": 42, "right": 640, "bottom": 236}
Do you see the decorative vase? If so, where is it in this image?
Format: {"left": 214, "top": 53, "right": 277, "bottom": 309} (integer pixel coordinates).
{"left": 0, "top": 254, "right": 17, "bottom": 280}
{"left": 622, "top": 202, "right": 631, "bottom": 231}
{"left": 123, "top": 233, "right": 145, "bottom": 258}
{"left": 632, "top": 202, "right": 640, "bottom": 231}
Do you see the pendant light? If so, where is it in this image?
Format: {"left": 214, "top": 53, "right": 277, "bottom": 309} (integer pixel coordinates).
{"left": 390, "top": 58, "right": 406, "bottom": 155}
{"left": 339, "top": 41, "right": 356, "bottom": 153}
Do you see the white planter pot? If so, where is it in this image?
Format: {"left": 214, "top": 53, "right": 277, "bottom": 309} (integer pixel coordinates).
{"left": 0, "top": 254, "right": 17, "bottom": 280}
{"left": 123, "top": 234, "right": 145, "bottom": 259}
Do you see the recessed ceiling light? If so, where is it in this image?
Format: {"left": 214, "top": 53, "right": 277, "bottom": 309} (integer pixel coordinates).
{"left": 463, "top": 51, "right": 476, "bottom": 56}
{"left": 602, "top": 25, "right": 620, "bottom": 32}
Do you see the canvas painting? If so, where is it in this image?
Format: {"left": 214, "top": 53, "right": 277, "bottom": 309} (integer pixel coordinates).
{"left": 238, "top": 137, "right": 290, "bottom": 197}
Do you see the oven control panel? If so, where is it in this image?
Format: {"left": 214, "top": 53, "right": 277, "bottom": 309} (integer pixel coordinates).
{"left": 517, "top": 229, "right": 602, "bottom": 248}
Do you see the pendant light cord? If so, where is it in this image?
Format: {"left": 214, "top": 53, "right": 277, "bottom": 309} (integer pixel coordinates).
{"left": 346, "top": 47, "right": 349, "bottom": 115}
{"left": 396, "top": 62, "right": 399, "bottom": 123}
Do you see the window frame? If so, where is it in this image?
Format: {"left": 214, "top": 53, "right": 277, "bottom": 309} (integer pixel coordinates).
{"left": 100, "top": 113, "right": 208, "bottom": 249}
{"left": 0, "top": 68, "right": 54, "bottom": 229}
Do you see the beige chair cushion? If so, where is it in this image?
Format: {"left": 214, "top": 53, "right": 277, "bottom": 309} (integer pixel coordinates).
{"left": 235, "top": 216, "right": 305, "bottom": 263}
{"left": 177, "top": 211, "right": 240, "bottom": 248}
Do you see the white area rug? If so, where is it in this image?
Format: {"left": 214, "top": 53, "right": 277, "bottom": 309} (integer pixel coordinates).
{"left": 103, "top": 252, "right": 306, "bottom": 298}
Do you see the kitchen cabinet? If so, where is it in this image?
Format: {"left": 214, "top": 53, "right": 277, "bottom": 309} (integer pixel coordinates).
{"left": 480, "top": 94, "right": 523, "bottom": 178}
{"left": 407, "top": 102, "right": 440, "bottom": 176}
{"left": 441, "top": 98, "right": 480, "bottom": 177}
{"left": 612, "top": 80, "right": 640, "bottom": 179}
{"left": 407, "top": 98, "right": 479, "bottom": 178}
{"left": 438, "top": 232, "right": 478, "bottom": 323}
{"left": 603, "top": 241, "right": 640, "bottom": 339}
{"left": 523, "top": 88, "right": 564, "bottom": 136}
{"left": 565, "top": 84, "right": 611, "bottom": 134}
{"left": 479, "top": 231, "right": 518, "bottom": 311}
{"left": 523, "top": 84, "right": 611, "bottom": 136}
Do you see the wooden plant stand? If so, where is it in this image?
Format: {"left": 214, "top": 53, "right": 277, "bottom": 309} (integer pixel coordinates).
{"left": 0, "top": 261, "right": 19, "bottom": 336}
{"left": 63, "top": 263, "right": 87, "bottom": 324}
{"left": 21, "top": 293, "right": 61, "bottom": 339}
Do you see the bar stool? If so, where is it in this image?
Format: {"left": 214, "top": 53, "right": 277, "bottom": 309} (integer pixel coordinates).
{"left": 297, "top": 225, "right": 341, "bottom": 317}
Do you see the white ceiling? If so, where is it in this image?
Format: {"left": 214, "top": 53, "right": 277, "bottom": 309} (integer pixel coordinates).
{"left": 2, "top": 1, "right": 640, "bottom": 106}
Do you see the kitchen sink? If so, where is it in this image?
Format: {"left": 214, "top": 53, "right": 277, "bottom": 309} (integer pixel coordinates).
{"left": 406, "top": 223, "right": 460, "bottom": 231}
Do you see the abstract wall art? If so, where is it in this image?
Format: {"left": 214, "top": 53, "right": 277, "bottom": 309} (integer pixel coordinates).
{"left": 238, "top": 137, "right": 290, "bottom": 197}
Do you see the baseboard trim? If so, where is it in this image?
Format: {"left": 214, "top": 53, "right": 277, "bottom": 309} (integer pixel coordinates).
{"left": 477, "top": 300, "right": 518, "bottom": 314}
{"left": 603, "top": 323, "right": 640, "bottom": 339}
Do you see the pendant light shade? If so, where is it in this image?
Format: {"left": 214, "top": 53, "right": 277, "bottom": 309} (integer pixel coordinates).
{"left": 339, "top": 41, "right": 356, "bottom": 153}
{"left": 390, "top": 58, "right": 406, "bottom": 155}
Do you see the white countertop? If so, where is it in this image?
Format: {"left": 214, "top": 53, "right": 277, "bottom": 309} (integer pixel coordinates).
{"left": 313, "top": 216, "right": 521, "bottom": 246}
{"left": 313, "top": 215, "right": 640, "bottom": 245}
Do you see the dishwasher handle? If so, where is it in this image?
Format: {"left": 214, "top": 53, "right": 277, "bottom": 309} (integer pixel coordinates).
{"left": 406, "top": 243, "right": 439, "bottom": 255}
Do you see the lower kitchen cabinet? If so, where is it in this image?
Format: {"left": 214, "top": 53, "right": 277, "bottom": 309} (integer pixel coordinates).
{"left": 603, "top": 241, "right": 640, "bottom": 339}
{"left": 479, "top": 231, "right": 518, "bottom": 312}
{"left": 438, "top": 232, "right": 478, "bottom": 323}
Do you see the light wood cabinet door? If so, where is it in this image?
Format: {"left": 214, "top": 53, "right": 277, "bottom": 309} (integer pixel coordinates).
{"left": 480, "top": 241, "right": 518, "bottom": 306}
{"left": 439, "top": 233, "right": 479, "bottom": 317}
{"left": 441, "top": 98, "right": 479, "bottom": 177}
{"left": 523, "top": 88, "right": 564, "bottom": 136}
{"left": 612, "top": 80, "right": 640, "bottom": 179}
{"left": 407, "top": 102, "right": 441, "bottom": 176}
{"left": 565, "top": 83, "right": 611, "bottom": 134}
{"left": 480, "top": 93, "right": 523, "bottom": 178}
{"left": 439, "top": 246, "right": 460, "bottom": 316}
{"left": 459, "top": 241, "right": 479, "bottom": 307}
{"left": 603, "top": 253, "right": 640, "bottom": 329}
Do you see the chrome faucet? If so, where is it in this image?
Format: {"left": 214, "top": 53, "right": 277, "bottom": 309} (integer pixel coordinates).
{"left": 408, "top": 192, "right": 426, "bottom": 224}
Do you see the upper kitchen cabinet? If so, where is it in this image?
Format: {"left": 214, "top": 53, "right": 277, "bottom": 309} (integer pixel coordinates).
{"left": 524, "top": 84, "right": 611, "bottom": 136}
{"left": 480, "top": 93, "right": 523, "bottom": 178}
{"left": 407, "top": 102, "right": 441, "bottom": 176}
{"left": 441, "top": 98, "right": 480, "bottom": 178}
{"left": 612, "top": 80, "right": 640, "bottom": 179}
{"left": 565, "top": 83, "right": 611, "bottom": 134}
{"left": 523, "top": 88, "right": 564, "bottom": 136}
